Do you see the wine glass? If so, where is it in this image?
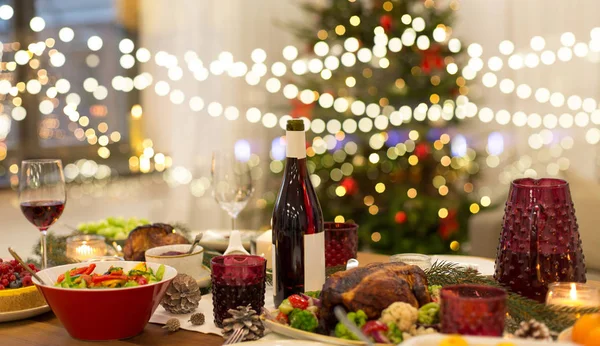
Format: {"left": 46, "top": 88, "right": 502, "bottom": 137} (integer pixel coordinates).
{"left": 19, "top": 159, "right": 66, "bottom": 269}
{"left": 211, "top": 152, "right": 254, "bottom": 231}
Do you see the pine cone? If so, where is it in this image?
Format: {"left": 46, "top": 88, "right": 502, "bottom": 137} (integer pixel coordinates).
{"left": 514, "top": 319, "right": 552, "bottom": 341}
{"left": 160, "top": 274, "right": 202, "bottom": 314}
{"left": 222, "top": 305, "right": 264, "bottom": 341}
{"left": 189, "top": 312, "right": 205, "bottom": 326}
{"left": 163, "top": 318, "right": 181, "bottom": 332}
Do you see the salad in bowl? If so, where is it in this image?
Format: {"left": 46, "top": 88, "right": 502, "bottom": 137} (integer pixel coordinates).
{"left": 33, "top": 261, "right": 176, "bottom": 340}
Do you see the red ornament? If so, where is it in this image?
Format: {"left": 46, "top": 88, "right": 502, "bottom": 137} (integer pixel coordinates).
{"left": 414, "top": 142, "right": 430, "bottom": 159}
{"left": 341, "top": 177, "right": 358, "bottom": 195}
{"left": 419, "top": 44, "right": 444, "bottom": 74}
{"left": 395, "top": 211, "right": 407, "bottom": 224}
{"left": 380, "top": 15, "right": 393, "bottom": 33}
{"left": 438, "top": 209, "right": 459, "bottom": 240}
{"left": 290, "top": 98, "right": 315, "bottom": 119}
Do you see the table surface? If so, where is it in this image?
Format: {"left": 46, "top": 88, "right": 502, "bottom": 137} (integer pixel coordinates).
{"left": 0, "top": 253, "right": 596, "bottom": 346}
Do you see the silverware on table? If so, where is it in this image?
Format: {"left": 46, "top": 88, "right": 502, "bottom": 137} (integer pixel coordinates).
{"left": 334, "top": 305, "right": 374, "bottom": 346}
{"left": 187, "top": 232, "right": 203, "bottom": 255}
{"left": 222, "top": 327, "right": 246, "bottom": 345}
{"left": 8, "top": 247, "right": 49, "bottom": 286}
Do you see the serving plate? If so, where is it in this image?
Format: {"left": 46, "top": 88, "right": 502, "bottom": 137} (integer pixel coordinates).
{"left": 432, "top": 255, "right": 495, "bottom": 276}
{"left": 0, "top": 304, "right": 51, "bottom": 323}
{"left": 195, "top": 230, "right": 261, "bottom": 252}
{"left": 230, "top": 340, "right": 329, "bottom": 346}
{"left": 261, "top": 316, "right": 390, "bottom": 346}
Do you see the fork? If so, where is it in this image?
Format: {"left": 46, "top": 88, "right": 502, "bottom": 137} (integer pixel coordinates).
{"left": 222, "top": 327, "right": 246, "bottom": 345}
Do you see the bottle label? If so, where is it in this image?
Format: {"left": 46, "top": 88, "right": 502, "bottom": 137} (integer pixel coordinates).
{"left": 303, "top": 232, "right": 325, "bottom": 292}
{"left": 272, "top": 244, "right": 277, "bottom": 293}
{"left": 286, "top": 131, "right": 306, "bottom": 159}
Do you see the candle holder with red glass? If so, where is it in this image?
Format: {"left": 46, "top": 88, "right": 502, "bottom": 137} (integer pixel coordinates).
{"left": 440, "top": 284, "right": 507, "bottom": 336}
{"left": 324, "top": 222, "right": 358, "bottom": 269}
{"left": 211, "top": 255, "right": 266, "bottom": 328}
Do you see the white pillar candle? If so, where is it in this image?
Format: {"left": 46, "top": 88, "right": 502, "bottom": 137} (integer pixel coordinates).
{"left": 255, "top": 230, "right": 272, "bottom": 269}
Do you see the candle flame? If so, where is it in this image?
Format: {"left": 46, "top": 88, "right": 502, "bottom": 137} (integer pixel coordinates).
{"left": 570, "top": 283, "right": 578, "bottom": 301}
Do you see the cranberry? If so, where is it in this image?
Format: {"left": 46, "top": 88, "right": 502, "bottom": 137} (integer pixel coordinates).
{"left": 0, "top": 284, "right": 4, "bottom": 290}
{"left": 21, "top": 276, "right": 33, "bottom": 287}
{"left": 1, "top": 279, "right": 8, "bottom": 287}
{"left": 28, "top": 264, "right": 37, "bottom": 270}
{"left": 9, "top": 274, "right": 15, "bottom": 282}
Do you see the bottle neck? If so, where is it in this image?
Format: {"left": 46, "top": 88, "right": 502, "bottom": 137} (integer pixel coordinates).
{"left": 286, "top": 130, "right": 306, "bottom": 159}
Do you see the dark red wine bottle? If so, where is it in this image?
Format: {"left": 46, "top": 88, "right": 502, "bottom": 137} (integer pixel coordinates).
{"left": 272, "top": 119, "right": 325, "bottom": 308}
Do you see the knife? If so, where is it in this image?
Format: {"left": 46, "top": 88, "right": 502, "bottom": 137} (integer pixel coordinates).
{"left": 333, "top": 305, "right": 374, "bottom": 346}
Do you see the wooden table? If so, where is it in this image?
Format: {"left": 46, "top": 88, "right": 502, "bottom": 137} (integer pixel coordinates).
{"left": 1, "top": 253, "right": 596, "bottom": 345}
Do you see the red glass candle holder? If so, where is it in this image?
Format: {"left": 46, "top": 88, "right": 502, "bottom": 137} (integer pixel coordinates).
{"left": 211, "top": 255, "right": 266, "bottom": 328}
{"left": 324, "top": 222, "right": 358, "bottom": 268}
{"left": 440, "top": 284, "right": 507, "bottom": 336}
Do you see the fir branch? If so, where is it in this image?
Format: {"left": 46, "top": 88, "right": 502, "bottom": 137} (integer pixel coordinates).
{"left": 426, "top": 261, "right": 599, "bottom": 333}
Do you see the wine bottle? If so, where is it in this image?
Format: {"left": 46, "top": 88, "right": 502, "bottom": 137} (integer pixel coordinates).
{"left": 272, "top": 119, "right": 325, "bottom": 308}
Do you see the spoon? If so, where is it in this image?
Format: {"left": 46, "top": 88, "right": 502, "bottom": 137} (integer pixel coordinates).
{"left": 187, "top": 232, "right": 203, "bottom": 255}
{"left": 8, "top": 247, "right": 49, "bottom": 286}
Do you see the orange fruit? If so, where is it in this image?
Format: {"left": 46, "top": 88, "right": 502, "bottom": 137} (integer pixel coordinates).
{"left": 573, "top": 314, "right": 600, "bottom": 344}
{"left": 439, "top": 335, "right": 468, "bottom": 346}
{"left": 584, "top": 327, "right": 600, "bottom": 346}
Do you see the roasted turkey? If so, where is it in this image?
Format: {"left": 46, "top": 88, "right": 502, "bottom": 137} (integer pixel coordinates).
{"left": 320, "top": 261, "right": 431, "bottom": 329}
{"left": 123, "top": 223, "right": 189, "bottom": 261}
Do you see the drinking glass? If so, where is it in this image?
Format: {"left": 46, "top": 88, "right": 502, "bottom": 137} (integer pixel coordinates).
{"left": 324, "top": 222, "right": 358, "bottom": 268}
{"left": 494, "top": 178, "right": 586, "bottom": 302}
{"left": 390, "top": 253, "right": 432, "bottom": 271}
{"left": 19, "top": 159, "right": 66, "bottom": 269}
{"left": 211, "top": 152, "right": 254, "bottom": 231}
{"left": 440, "top": 284, "right": 507, "bottom": 336}
{"left": 211, "top": 255, "right": 266, "bottom": 327}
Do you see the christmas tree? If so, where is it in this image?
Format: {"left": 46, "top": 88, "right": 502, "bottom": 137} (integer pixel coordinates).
{"left": 268, "top": 0, "right": 480, "bottom": 255}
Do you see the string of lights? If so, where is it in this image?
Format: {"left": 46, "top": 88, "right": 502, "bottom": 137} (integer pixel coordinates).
{"left": 0, "top": 4, "right": 596, "bottom": 196}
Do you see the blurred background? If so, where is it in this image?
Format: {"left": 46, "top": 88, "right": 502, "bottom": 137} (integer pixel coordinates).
{"left": 1, "top": 0, "right": 599, "bottom": 271}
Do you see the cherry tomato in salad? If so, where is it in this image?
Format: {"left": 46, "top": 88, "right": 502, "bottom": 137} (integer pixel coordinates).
{"left": 288, "top": 294, "right": 309, "bottom": 310}
{"left": 276, "top": 311, "right": 289, "bottom": 324}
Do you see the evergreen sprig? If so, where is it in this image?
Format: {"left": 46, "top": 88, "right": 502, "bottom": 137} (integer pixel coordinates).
{"left": 426, "top": 261, "right": 599, "bottom": 333}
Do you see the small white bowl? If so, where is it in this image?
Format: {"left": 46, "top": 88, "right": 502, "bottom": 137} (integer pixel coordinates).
{"left": 145, "top": 244, "right": 207, "bottom": 282}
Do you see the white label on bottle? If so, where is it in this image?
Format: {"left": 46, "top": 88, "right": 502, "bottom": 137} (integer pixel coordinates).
{"left": 286, "top": 131, "right": 306, "bottom": 159}
{"left": 272, "top": 244, "right": 277, "bottom": 293}
{"left": 304, "top": 232, "right": 325, "bottom": 292}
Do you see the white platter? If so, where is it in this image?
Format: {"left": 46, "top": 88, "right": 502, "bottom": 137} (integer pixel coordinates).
{"left": 230, "top": 340, "right": 329, "bottom": 346}
{"left": 0, "top": 305, "right": 51, "bottom": 323}
{"left": 262, "top": 317, "right": 391, "bottom": 346}
{"left": 194, "top": 229, "right": 261, "bottom": 252}
{"left": 432, "top": 255, "right": 496, "bottom": 276}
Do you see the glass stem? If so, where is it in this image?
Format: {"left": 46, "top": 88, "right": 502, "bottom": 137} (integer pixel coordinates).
{"left": 231, "top": 217, "right": 236, "bottom": 231}
{"left": 41, "top": 230, "right": 47, "bottom": 269}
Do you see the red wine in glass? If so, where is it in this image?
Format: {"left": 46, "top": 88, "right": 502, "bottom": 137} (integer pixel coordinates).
{"left": 20, "top": 200, "right": 65, "bottom": 231}
{"left": 19, "top": 159, "right": 66, "bottom": 269}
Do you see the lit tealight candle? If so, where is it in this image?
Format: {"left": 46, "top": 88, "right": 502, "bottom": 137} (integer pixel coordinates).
{"left": 546, "top": 282, "right": 600, "bottom": 308}
{"left": 66, "top": 235, "right": 108, "bottom": 262}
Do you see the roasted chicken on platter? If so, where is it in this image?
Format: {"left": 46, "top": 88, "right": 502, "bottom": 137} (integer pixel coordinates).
{"left": 123, "top": 223, "right": 189, "bottom": 261}
{"left": 320, "top": 261, "right": 431, "bottom": 329}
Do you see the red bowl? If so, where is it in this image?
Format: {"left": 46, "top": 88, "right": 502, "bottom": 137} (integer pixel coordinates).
{"left": 32, "top": 261, "right": 177, "bottom": 341}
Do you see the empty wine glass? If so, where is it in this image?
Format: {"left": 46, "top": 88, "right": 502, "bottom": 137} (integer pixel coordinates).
{"left": 211, "top": 152, "right": 254, "bottom": 230}
{"left": 19, "top": 159, "right": 67, "bottom": 269}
